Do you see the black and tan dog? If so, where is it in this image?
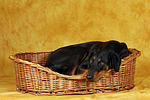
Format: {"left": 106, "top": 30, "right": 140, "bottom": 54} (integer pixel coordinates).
{"left": 45, "top": 40, "right": 130, "bottom": 82}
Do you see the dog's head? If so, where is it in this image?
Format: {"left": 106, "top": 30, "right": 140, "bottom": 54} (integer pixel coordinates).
{"left": 86, "top": 50, "right": 121, "bottom": 82}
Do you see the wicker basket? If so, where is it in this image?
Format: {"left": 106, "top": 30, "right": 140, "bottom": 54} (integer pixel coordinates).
{"left": 9, "top": 48, "right": 140, "bottom": 96}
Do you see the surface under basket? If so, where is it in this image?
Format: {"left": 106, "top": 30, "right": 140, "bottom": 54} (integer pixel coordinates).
{"left": 9, "top": 48, "right": 141, "bottom": 96}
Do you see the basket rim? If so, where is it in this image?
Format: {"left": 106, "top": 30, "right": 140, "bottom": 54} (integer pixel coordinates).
{"left": 9, "top": 48, "right": 141, "bottom": 80}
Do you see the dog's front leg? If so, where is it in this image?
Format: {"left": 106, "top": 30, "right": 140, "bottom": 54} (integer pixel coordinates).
{"left": 76, "top": 60, "right": 89, "bottom": 75}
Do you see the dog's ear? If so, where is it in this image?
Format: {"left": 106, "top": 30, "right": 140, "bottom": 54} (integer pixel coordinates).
{"left": 108, "top": 51, "right": 121, "bottom": 72}
{"left": 119, "top": 43, "right": 130, "bottom": 58}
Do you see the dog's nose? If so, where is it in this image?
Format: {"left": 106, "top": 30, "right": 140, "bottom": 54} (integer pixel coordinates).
{"left": 86, "top": 75, "right": 93, "bottom": 81}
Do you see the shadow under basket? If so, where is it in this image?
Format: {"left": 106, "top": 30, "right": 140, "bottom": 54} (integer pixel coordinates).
{"left": 9, "top": 48, "right": 141, "bottom": 96}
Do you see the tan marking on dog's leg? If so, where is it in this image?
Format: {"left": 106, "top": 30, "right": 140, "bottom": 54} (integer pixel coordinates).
{"left": 90, "top": 60, "right": 92, "bottom": 63}
{"left": 70, "top": 52, "right": 87, "bottom": 75}
{"left": 106, "top": 65, "right": 109, "bottom": 71}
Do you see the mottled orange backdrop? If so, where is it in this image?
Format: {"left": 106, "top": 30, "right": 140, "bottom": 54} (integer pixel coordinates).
{"left": 1, "top": 0, "right": 148, "bottom": 77}
{"left": 1, "top": 0, "right": 150, "bottom": 99}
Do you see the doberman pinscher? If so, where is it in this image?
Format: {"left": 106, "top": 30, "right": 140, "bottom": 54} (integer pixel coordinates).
{"left": 45, "top": 40, "right": 130, "bottom": 82}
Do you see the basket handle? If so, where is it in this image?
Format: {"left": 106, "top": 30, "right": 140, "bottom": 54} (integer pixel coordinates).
{"left": 9, "top": 55, "right": 16, "bottom": 60}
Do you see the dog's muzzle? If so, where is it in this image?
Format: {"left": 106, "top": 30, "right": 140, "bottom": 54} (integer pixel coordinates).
{"left": 86, "top": 66, "right": 109, "bottom": 82}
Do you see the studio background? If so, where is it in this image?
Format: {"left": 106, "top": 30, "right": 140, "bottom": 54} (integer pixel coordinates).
{"left": 0, "top": 0, "right": 150, "bottom": 99}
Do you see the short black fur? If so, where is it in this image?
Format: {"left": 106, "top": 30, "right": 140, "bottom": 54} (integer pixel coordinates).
{"left": 45, "top": 40, "right": 130, "bottom": 82}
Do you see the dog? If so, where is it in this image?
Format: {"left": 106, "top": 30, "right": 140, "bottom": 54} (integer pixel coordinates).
{"left": 45, "top": 40, "right": 130, "bottom": 82}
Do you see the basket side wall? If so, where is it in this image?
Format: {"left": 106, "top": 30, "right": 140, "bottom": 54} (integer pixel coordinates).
{"left": 13, "top": 51, "right": 136, "bottom": 95}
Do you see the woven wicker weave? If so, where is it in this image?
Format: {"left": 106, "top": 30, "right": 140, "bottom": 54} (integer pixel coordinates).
{"left": 9, "top": 48, "right": 140, "bottom": 96}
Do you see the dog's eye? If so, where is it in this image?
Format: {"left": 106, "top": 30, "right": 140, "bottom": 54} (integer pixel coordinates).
{"left": 100, "top": 62, "right": 104, "bottom": 65}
